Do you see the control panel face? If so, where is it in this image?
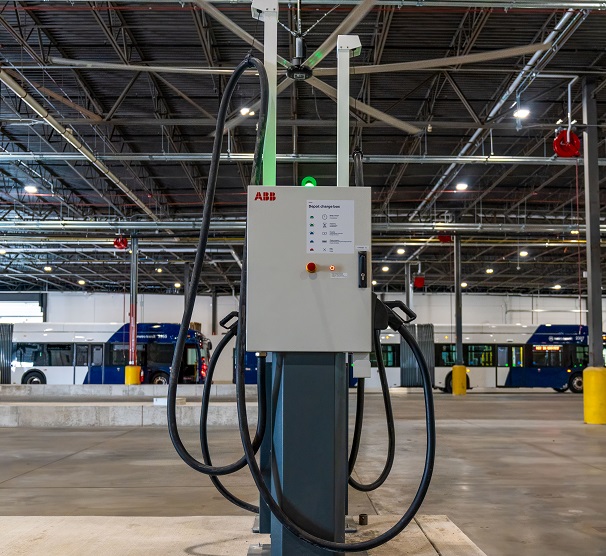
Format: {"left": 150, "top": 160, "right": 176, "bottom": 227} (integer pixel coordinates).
{"left": 246, "top": 186, "right": 372, "bottom": 353}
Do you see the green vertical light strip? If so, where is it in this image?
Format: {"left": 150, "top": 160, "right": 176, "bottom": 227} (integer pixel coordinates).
{"left": 262, "top": 7, "right": 278, "bottom": 187}
{"left": 262, "top": 123, "right": 277, "bottom": 186}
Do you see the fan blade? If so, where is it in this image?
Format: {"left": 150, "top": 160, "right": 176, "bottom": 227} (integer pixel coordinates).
{"left": 193, "top": 0, "right": 291, "bottom": 68}
{"left": 49, "top": 56, "right": 258, "bottom": 76}
{"left": 313, "top": 42, "right": 552, "bottom": 76}
{"left": 206, "top": 0, "right": 375, "bottom": 136}
{"left": 307, "top": 76, "right": 422, "bottom": 135}
{"left": 305, "top": 0, "right": 377, "bottom": 69}
{"left": 213, "top": 77, "right": 294, "bottom": 136}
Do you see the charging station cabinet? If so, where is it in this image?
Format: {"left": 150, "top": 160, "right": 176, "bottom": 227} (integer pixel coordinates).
{"left": 246, "top": 186, "right": 372, "bottom": 353}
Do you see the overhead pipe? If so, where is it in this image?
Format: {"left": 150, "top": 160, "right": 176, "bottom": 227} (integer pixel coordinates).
{"left": 0, "top": 220, "right": 603, "bottom": 235}
{"left": 408, "top": 8, "right": 586, "bottom": 221}
{"left": 26, "top": 0, "right": 606, "bottom": 8}
{"left": 0, "top": 238, "right": 601, "bottom": 251}
{"left": 0, "top": 66, "right": 160, "bottom": 222}
{"left": 2, "top": 152, "right": 606, "bottom": 166}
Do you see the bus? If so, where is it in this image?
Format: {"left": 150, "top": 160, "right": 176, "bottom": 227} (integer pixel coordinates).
{"left": 6, "top": 322, "right": 211, "bottom": 385}
{"left": 372, "top": 324, "right": 605, "bottom": 394}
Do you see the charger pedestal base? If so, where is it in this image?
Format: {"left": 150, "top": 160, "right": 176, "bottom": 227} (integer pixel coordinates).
{"left": 269, "top": 352, "right": 347, "bottom": 556}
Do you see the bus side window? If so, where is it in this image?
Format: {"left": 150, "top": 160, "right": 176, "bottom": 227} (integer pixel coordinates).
{"left": 47, "top": 344, "right": 73, "bottom": 366}
{"left": 109, "top": 344, "right": 129, "bottom": 366}
{"left": 532, "top": 345, "right": 562, "bottom": 367}
{"left": 467, "top": 345, "right": 494, "bottom": 367}
{"left": 147, "top": 343, "right": 174, "bottom": 367}
{"left": 511, "top": 346, "right": 524, "bottom": 367}
{"left": 12, "top": 343, "right": 42, "bottom": 365}
{"left": 571, "top": 345, "right": 588, "bottom": 367}
{"left": 75, "top": 345, "right": 89, "bottom": 366}
{"left": 91, "top": 345, "right": 103, "bottom": 366}
{"left": 33, "top": 346, "right": 48, "bottom": 366}
{"left": 186, "top": 347, "right": 198, "bottom": 366}
{"left": 435, "top": 344, "right": 456, "bottom": 366}
{"left": 497, "top": 346, "right": 508, "bottom": 366}
{"left": 369, "top": 344, "right": 400, "bottom": 367}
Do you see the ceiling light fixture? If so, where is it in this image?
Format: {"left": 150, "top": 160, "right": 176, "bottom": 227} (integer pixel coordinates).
{"left": 239, "top": 107, "right": 250, "bottom": 116}
{"left": 174, "top": 282, "right": 181, "bottom": 289}
{"left": 455, "top": 182, "right": 468, "bottom": 191}
{"left": 519, "top": 250, "right": 529, "bottom": 258}
{"left": 44, "top": 266, "right": 52, "bottom": 272}
{"left": 381, "top": 266, "right": 389, "bottom": 272}
{"left": 371, "top": 280, "right": 377, "bottom": 286}
{"left": 552, "top": 284, "right": 562, "bottom": 290}
{"left": 24, "top": 185, "right": 38, "bottom": 194}
{"left": 0, "top": 249, "right": 6, "bottom": 255}
{"left": 513, "top": 108, "right": 530, "bottom": 119}
{"left": 77, "top": 279, "right": 86, "bottom": 285}
{"left": 396, "top": 248, "right": 405, "bottom": 255}
{"left": 486, "top": 268, "right": 494, "bottom": 274}
{"left": 461, "top": 282, "right": 468, "bottom": 288}
{"left": 156, "top": 268, "right": 163, "bottom": 273}
{"left": 570, "top": 229, "right": 580, "bottom": 235}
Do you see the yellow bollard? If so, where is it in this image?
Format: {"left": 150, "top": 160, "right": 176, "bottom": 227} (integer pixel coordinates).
{"left": 125, "top": 365, "right": 142, "bottom": 385}
{"left": 584, "top": 367, "right": 606, "bottom": 425}
{"left": 451, "top": 365, "right": 467, "bottom": 396}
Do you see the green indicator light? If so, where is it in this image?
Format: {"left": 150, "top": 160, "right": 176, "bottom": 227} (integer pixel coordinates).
{"left": 301, "top": 176, "right": 317, "bottom": 187}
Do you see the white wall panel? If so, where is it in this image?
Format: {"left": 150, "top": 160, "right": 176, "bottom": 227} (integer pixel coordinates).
{"left": 44, "top": 291, "right": 606, "bottom": 383}
{"left": 47, "top": 291, "right": 605, "bottom": 329}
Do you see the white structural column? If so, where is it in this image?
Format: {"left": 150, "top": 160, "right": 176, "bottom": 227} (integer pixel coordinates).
{"left": 252, "top": 0, "right": 278, "bottom": 186}
{"left": 336, "top": 35, "right": 361, "bottom": 188}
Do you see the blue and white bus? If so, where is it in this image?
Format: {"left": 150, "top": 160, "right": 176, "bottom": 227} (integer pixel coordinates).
{"left": 9, "top": 322, "right": 211, "bottom": 385}
{"left": 373, "top": 324, "right": 605, "bottom": 393}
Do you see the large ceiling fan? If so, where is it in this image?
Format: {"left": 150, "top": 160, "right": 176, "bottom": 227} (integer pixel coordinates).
{"left": 48, "top": 0, "right": 553, "bottom": 136}
{"left": 192, "top": 0, "right": 552, "bottom": 136}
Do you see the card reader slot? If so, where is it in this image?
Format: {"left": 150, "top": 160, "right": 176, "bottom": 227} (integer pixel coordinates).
{"left": 358, "top": 251, "right": 368, "bottom": 288}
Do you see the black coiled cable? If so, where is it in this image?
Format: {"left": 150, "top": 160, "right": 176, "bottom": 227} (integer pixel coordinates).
{"left": 235, "top": 293, "right": 436, "bottom": 552}
{"left": 168, "top": 54, "right": 436, "bottom": 552}
{"left": 348, "top": 329, "right": 396, "bottom": 491}
{"left": 167, "top": 55, "right": 269, "bottom": 477}
{"left": 199, "top": 326, "right": 263, "bottom": 513}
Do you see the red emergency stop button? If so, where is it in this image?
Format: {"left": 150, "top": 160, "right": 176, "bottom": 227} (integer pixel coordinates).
{"left": 306, "top": 262, "right": 317, "bottom": 273}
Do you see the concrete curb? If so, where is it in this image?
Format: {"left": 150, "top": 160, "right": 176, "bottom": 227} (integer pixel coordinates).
{"left": 0, "top": 383, "right": 256, "bottom": 398}
{"left": 0, "top": 401, "right": 258, "bottom": 428}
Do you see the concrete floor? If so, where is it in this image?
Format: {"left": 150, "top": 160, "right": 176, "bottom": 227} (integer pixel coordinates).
{"left": 1, "top": 391, "right": 605, "bottom": 555}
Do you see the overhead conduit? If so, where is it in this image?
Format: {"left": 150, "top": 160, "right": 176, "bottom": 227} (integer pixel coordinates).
{"left": 0, "top": 66, "right": 160, "bottom": 222}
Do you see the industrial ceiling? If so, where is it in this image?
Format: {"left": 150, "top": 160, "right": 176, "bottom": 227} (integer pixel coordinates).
{"left": 0, "top": 0, "right": 604, "bottom": 295}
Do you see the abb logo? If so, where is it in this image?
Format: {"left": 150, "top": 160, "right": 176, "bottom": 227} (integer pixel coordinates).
{"left": 254, "top": 191, "right": 276, "bottom": 201}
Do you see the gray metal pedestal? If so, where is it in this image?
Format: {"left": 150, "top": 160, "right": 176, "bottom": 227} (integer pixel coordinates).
{"left": 269, "top": 352, "right": 348, "bottom": 556}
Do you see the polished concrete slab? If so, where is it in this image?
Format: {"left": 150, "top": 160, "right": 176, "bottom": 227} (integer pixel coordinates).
{"left": 0, "top": 392, "right": 605, "bottom": 555}
{"left": 0, "top": 514, "right": 486, "bottom": 556}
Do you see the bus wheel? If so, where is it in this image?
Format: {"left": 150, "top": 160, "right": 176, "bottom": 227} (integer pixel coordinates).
{"left": 22, "top": 370, "right": 46, "bottom": 385}
{"left": 568, "top": 373, "right": 583, "bottom": 394}
{"left": 444, "top": 374, "right": 453, "bottom": 394}
{"left": 151, "top": 372, "right": 169, "bottom": 385}
{"left": 552, "top": 386, "right": 568, "bottom": 393}
{"left": 444, "top": 373, "right": 470, "bottom": 394}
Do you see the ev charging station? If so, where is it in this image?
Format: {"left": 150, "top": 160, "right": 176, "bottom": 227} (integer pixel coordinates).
{"left": 168, "top": 3, "right": 435, "bottom": 555}
{"left": 247, "top": 186, "right": 372, "bottom": 554}
{"left": 244, "top": 27, "right": 375, "bottom": 554}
